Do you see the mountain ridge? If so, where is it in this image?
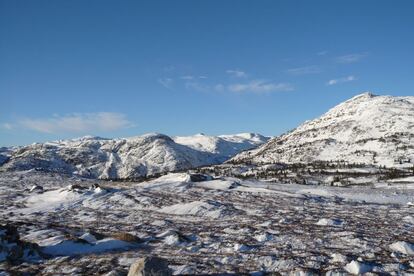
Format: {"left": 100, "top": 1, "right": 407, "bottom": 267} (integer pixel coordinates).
{"left": 231, "top": 92, "right": 414, "bottom": 168}
{"left": 0, "top": 132, "right": 269, "bottom": 179}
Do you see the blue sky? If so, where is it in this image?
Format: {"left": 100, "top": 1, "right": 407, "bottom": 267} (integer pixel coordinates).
{"left": 1, "top": 0, "right": 414, "bottom": 146}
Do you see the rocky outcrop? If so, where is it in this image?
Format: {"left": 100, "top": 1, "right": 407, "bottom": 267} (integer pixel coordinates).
{"left": 127, "top": 256, "right": 172, "bottom": 276}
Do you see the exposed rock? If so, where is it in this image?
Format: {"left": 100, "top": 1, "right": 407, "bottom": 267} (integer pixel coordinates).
{"left": 29, "top": 184, "right": 43, "bottom": 193}
{"left": 0, "top": 224, "right": 40, "bottom": 264}
{"left": 127, "top": 256, "right": 171, "bottom": 276}
{"left": 189, "top": 173, "right": 213, "bottom": 182}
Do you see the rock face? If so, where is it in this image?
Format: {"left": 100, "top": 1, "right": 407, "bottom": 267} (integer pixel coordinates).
{"left": 127, "top": 257, "right": 171, "bottom": 276}
{"left": 0, "top": 224, "right": 40, "bottom": 264}
{"left": 1, "top": 133, "right": 268, "bottom": 180}
{"left": 231, "top": 93, "right": 414, "bottom": 168}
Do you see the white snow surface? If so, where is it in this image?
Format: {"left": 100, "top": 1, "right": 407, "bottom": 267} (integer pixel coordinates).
{"left": 158, "top": 200, "right": 230, "bottom": 219}
{"left": 344, "top": 260, "right": 373, "bottom": 274}
{"left": 389, "top": 241, "right": 414, "bottom": 256}
{"left": 232, "top": 93, "right": 414, "bottom": 167}
{"left": 42, "top": 238, "right": 135, "bottom": 256}
{"left": 315, "top": 218, "right": 344, "bottom": 227}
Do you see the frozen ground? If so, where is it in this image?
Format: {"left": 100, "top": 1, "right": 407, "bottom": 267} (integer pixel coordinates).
{"left": 1, "top": 170, "right": 414, "bottom": 275}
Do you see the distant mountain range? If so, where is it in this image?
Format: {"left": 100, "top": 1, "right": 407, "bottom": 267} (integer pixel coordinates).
{"left": 2, "top": 92, "right": 413, "bottom": 180}
{"left": 0, "top": 133, "right": 269, "bottom": 179}
{"left": 231, "top": 92, "right": 414, "bottom": 168}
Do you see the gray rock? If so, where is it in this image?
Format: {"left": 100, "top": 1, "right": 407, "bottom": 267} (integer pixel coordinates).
{"left": 127, "top": 257, "right": 171, "bottom": 276}
{"left": 0, "top": 224, "right": 40, "bottom": 264}
{"left": 189, "top": 173, "right": 212, "bottom": 182}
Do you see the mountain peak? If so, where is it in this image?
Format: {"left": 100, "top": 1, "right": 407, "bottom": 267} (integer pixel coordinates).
{"left": 231, "top": 93, "right": 414, "bottom": 167}
{"left": 347, "top": 91, "right": 378, "bottom": 102}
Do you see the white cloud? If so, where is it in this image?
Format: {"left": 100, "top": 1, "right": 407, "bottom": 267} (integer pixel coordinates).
{"left": 158, "top": 78, "right": 174, "bottom": 89}
{"left": 327, "top": 75, "right": 357, "bottom": 86}
{"left": 1, "top": 123, "right": 12, "bottom": 130}
{"left": 19, "top": 112, "right": 134, "bottom": 134}
{"left": 184, "top": 79, "right": 293, "bottom": 94}
{"left": 335, "top": 53, "right": 366, "bottom": 64}
{"left": 317, "top": 51, "right": 328, "bottom": 56}
{"left": 184, "top": 81, "right": 209, "bottom": 92}
{"left": 227, "top": 80, "right": 294, "bottom": 93}
{"left": 214, "top": 84, "right": 225, "bottom": 92}
{"left": 180, "top": 75, "right": 194, "bottom": 80}
{"left": 286, "top": 65, "right": 321, "bottom": 75}
{"left": 180, "top": 75, "right": 207, "bottom": 81}
{"left": 226, "top": 69, "right": 247, "bottom": 78}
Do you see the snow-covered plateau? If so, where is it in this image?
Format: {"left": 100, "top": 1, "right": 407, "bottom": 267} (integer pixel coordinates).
{"left": 0, "top": 170, "right": 414, "bottom": 275}
{"left": 1, "top": 93, "right": 414, "bottom": 275}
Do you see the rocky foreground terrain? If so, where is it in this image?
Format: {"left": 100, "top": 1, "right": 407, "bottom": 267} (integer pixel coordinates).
{"left": 1, "top": 170, "right": 414, "bottom": 275}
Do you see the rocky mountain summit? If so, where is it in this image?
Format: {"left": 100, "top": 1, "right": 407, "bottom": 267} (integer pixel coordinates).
{"left": 231, "top": 93, "right": 414, "bottom": 168}
{"left": 0, "top": 133, "right": 268, "bottom": 180}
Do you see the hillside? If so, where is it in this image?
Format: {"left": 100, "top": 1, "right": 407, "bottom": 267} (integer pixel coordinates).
{"left": 231, "top": 93, "right": 414, "bottom": 168}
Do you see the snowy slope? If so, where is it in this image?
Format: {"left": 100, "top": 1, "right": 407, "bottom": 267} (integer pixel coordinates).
{"left": 173, "top": 133, "right": 268, "bottom": 160}
{"left": 1, "top": 133, "right": 268, "bottom": 179}
{"left": 231, "top": 92, "right": 414, "bottom": 167}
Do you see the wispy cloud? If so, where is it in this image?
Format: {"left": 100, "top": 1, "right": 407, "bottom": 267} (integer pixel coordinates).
{"left": 183, "top": 79, "right": 293, "bottom": 94}
{"left": 327, "top": 75, "right": 357, "bottom": 86}
{"left": 184, "top": 81, "right": 209, "bottom": 92}
{"left": 226, "top": 69, "right": 247, "bottom": 78}
{"left": 165, "top": 68, "right": 291, "bottom": 95}
{"left": 317, "top": 50, "right": 328, "bottom": 56}
{"left": 286, "top": 65, "right": 321, "bottom": 75}
{"left": 180, "top": 75, "right": 194, "bottom": 80}
{"left": 335, "top": 53, "right": 366, "bottom": 64}
{"left": 181, "top": 75, "right": 207, "bottom": 80}
{"left": 158, "top": 78, "right": 174, "bottom": 89}
{"left": 227, "top": 80, "right": 293, "bottom": 93}
{"left": 1, "top": 123, "right": 12, "bottom": 130}
{"left": 19, "top": 112, "right": 134, "bottom": 134}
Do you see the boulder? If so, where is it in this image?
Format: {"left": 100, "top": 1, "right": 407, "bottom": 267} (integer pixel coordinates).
{"left": 189, "top": 173, "right": 213, "bottom": 182}
{"left": 127, "top": 256, "right": 171, "bottom": 276}
{"left": 0, "top": 224, "right": 40, "bottom": 264}
{"left": 30, "top": 184, "right": 43, "bottom": 193}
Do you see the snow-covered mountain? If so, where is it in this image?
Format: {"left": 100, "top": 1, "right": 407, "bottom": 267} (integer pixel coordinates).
{"left": 231, "top": 92, "right": 414, "bottom": 167}
{"left": 0, "top": 133, "right": 268, "bottom": 179}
